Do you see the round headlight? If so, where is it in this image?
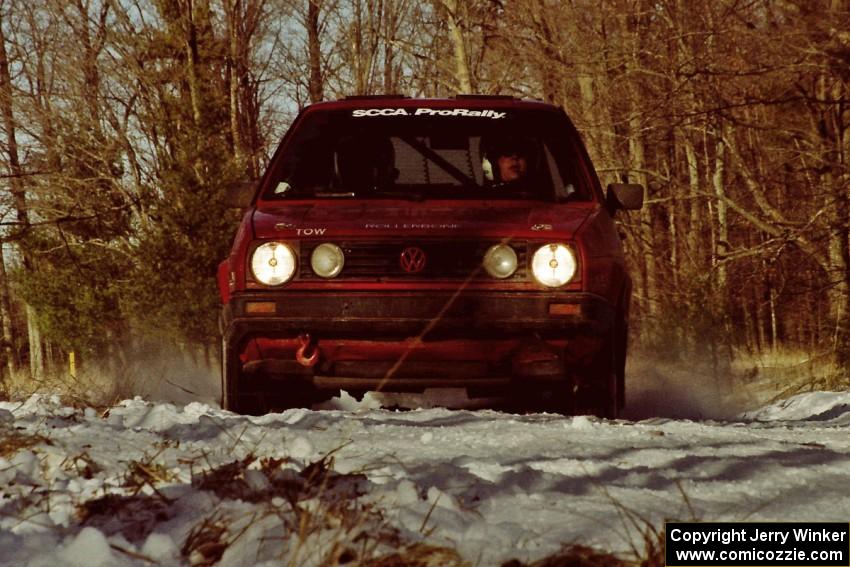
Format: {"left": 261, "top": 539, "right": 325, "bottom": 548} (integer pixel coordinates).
{"left": 310, "top": 243, "right": 345, "bottom": 278}
{"left": 483, "top": 244, "right": 518, "bottom": 279}
{"left": 531, "top": 243, "right": 577, "bottom": 287}
{"left": 251, "top": 242, "right": 296, "bottom": 286}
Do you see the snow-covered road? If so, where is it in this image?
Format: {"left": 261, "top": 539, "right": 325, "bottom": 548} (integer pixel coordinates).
{"left": 1, "top": 391, "right": 850, "bottom": 566}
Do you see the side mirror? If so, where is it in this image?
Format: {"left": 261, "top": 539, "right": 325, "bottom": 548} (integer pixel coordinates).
{"left": 225, "top": 180, "right": 256, "bottom": 208}
{"left": 606, "top": 183, "right": 644, "bottom": 213}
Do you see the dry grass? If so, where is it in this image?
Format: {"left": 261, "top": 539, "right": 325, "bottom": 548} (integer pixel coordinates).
{"left": 1, "top": 343, "right": 218, "bottom": 410}
{"left": 182, "top": 512, "right": 230, "bottom": 566}
{"left": 124, "top": 456, "right": 177, "bottom": 500}
{"left": 502, "top": 545, "right": 627, "bottom": 567}
{"left": 2, "top": 365, "right": 139, "bottom": 410}
{"left": 62, "top": 450, "right": 102, "bottom": 479}
{"left": 367, "top": 543, "right": 469, "bottom": 566}
{"left": 182, "top": 451, "right": 402, "bottom": 565}
{"left": 626, "top": 344, "right": 848, "bottom": 420}
{"left": 732, "top": 348, "right": 846, "bottom": 405}
{"left": 0, "top": 427, "right": 51, "bottom": 459}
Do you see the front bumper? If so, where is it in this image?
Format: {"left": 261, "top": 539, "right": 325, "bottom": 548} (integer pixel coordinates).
{"left": 221, "top": 291, "right": 616, "bottom": 393}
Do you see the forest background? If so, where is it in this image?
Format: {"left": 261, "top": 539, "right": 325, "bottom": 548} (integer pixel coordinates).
{"left": 0, "top": 0, "right": 848, "bottom": 396}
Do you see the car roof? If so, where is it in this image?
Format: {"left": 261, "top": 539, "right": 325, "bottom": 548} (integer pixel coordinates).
{"left": 303, "top": 95, "right": 564, "bottom": 113}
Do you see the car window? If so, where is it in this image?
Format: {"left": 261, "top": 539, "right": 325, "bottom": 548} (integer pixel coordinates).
{"left": 263, "top": 108, "right": 594, "bottom": 202}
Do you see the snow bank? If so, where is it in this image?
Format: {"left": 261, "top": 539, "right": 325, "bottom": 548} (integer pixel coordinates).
{"left": 743, "top": 391, "right": 850, "bottom": 424}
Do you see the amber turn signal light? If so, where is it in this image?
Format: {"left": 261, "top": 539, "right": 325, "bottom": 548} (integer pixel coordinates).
{"left": 245, "top": 301, "right": 277, "bottom": 314}
{"left": 548, "top": 303, "right": 580, "bottom": 316}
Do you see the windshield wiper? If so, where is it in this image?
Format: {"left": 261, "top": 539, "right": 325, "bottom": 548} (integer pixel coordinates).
{"left": 317, "top": 191, "right": 356, "bottom": 198}
{"left": 370, "top": 188, "right": 426, "bottom": 201}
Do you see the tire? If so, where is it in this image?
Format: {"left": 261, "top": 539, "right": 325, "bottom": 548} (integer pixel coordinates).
{"left": 506, "top": 357, "right": 573, "bottom": 415}
{"left": 220, "top": 335, "right": 264, "bottom": 415}
{"left": 219, "top": 335, "right": 233, "bottom": 410}
{"left": 616, "top": 320, "right": 628, "bottom": 411}
{"left": 506, "top": 372, "right": 576, "bottom": 415}
{"left": 574, "top": 319, "right": 622, "bottom": 419}
{"left": 538, "top": 382, "right": 577, "bottom": 415}
{"left": 504, "top": 386, "right": 562, "bottom": 414}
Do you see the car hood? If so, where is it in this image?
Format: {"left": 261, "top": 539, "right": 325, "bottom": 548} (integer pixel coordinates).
{"left": 252, "top": 202, "right": 596, "bottom": 240}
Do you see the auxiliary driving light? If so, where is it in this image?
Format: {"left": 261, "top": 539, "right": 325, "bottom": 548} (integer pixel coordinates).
{"left": 310, "top": 242, "right": 345, "bottom": 278}
{"left": 531, "top": 243, "right": 577, "bottom": 287}
{"left": 483, "top": 244, "right": 518, "bottom": 279}
{"left": 251, "top": 241, "right": 296, "bottom": 286}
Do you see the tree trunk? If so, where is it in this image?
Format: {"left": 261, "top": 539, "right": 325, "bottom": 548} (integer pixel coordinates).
{"left": 668, "top": 178, "right": 678, "bottom": 290}
{"left": 72, "top": 0, "right": 107, "bottom": 141}
{"left": 0, "top": 12, "right": 28, "bottom": 232}
{"left": 626, "top": 86, "right": 656, "bottom": 335}
{"left": 441, "top": 0, "right": 473, "bottom": 93}
{"left": 306, "top": 0, "right": 324, "bottom": 102}
{"left": 815, "top": 53, "right": 850, "bottom": 366}
{"left": 352, "top": 0, "right": 365, "bottom": 94}
{"left": 184, "top": 0, "right": 204, "bottom": 129}
{"left": 227, "top": 0, "right": 244, "bottom": 163}
{"left": 682, "top": 133, "right": 700, "bottom": 268}
{"left": 382, "top": 0, "right": 396, "bottom": 92}
{"left": 26, "top": 305, "right": 43, "bottom": 380}
{"left": 551, "top": 0, "right": 613, "bottom": 171}
{"left": 44, "top": 340, "right": 55, "bottom": 373}
{"left": 769, "top": 284, "right": 778, "bottom": 352}
{"left": 633, "top": 128, "right": 657, "bottom": 329}
{"left": 712, "top": 126, "right": 728, "bottom": 292}
{"left": 0, "top": 8, "right": 31, "bottom": 381}
{"left": 0, "top": 249, "right": 16, "bottom": 385}
{"left": 742, "top": 291, "right": 756, "bottom": 354}
{"left": 681, "top": 129, "right": 701, "bottom": 350}
{"left": 755, "top": 283, "right": 767, "bottom": 355}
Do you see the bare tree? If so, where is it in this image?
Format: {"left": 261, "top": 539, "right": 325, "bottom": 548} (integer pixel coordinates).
{"left": 0, "top": 1, "right": 36, "bottom": 380}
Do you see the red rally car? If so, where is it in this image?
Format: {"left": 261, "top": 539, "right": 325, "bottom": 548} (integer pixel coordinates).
{"left": 217, "top": 95, "right": 643, "bottom": 416}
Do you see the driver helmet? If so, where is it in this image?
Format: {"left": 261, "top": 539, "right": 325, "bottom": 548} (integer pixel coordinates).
{"left": 481, "top": 135, "right": 538, "bottom": 183}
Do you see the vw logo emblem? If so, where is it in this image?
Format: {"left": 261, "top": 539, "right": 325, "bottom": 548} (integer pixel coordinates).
{"left": 399, "top": 246, "right": 427, "bottom": 274}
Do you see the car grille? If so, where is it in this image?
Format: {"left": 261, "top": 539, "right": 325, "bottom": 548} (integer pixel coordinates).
{"left": 299, "top": 239, "right": 528, "bottom": 280}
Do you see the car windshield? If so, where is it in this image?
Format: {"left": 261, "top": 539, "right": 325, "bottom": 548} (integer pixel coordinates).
{"left": 263, "top": 106, "right": 595, "bottom": 201}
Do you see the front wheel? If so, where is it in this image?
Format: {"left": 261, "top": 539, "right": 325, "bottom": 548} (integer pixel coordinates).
{"left": 221, "top": 335, "right": 264, "bottom": 415}
{"left": 574, "top": 320, "right": 624, "bottom": 419}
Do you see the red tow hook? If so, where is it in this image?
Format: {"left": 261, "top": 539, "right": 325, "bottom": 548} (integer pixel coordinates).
{"left": 295, "top": 333, "right": 320, "bottom": 367}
